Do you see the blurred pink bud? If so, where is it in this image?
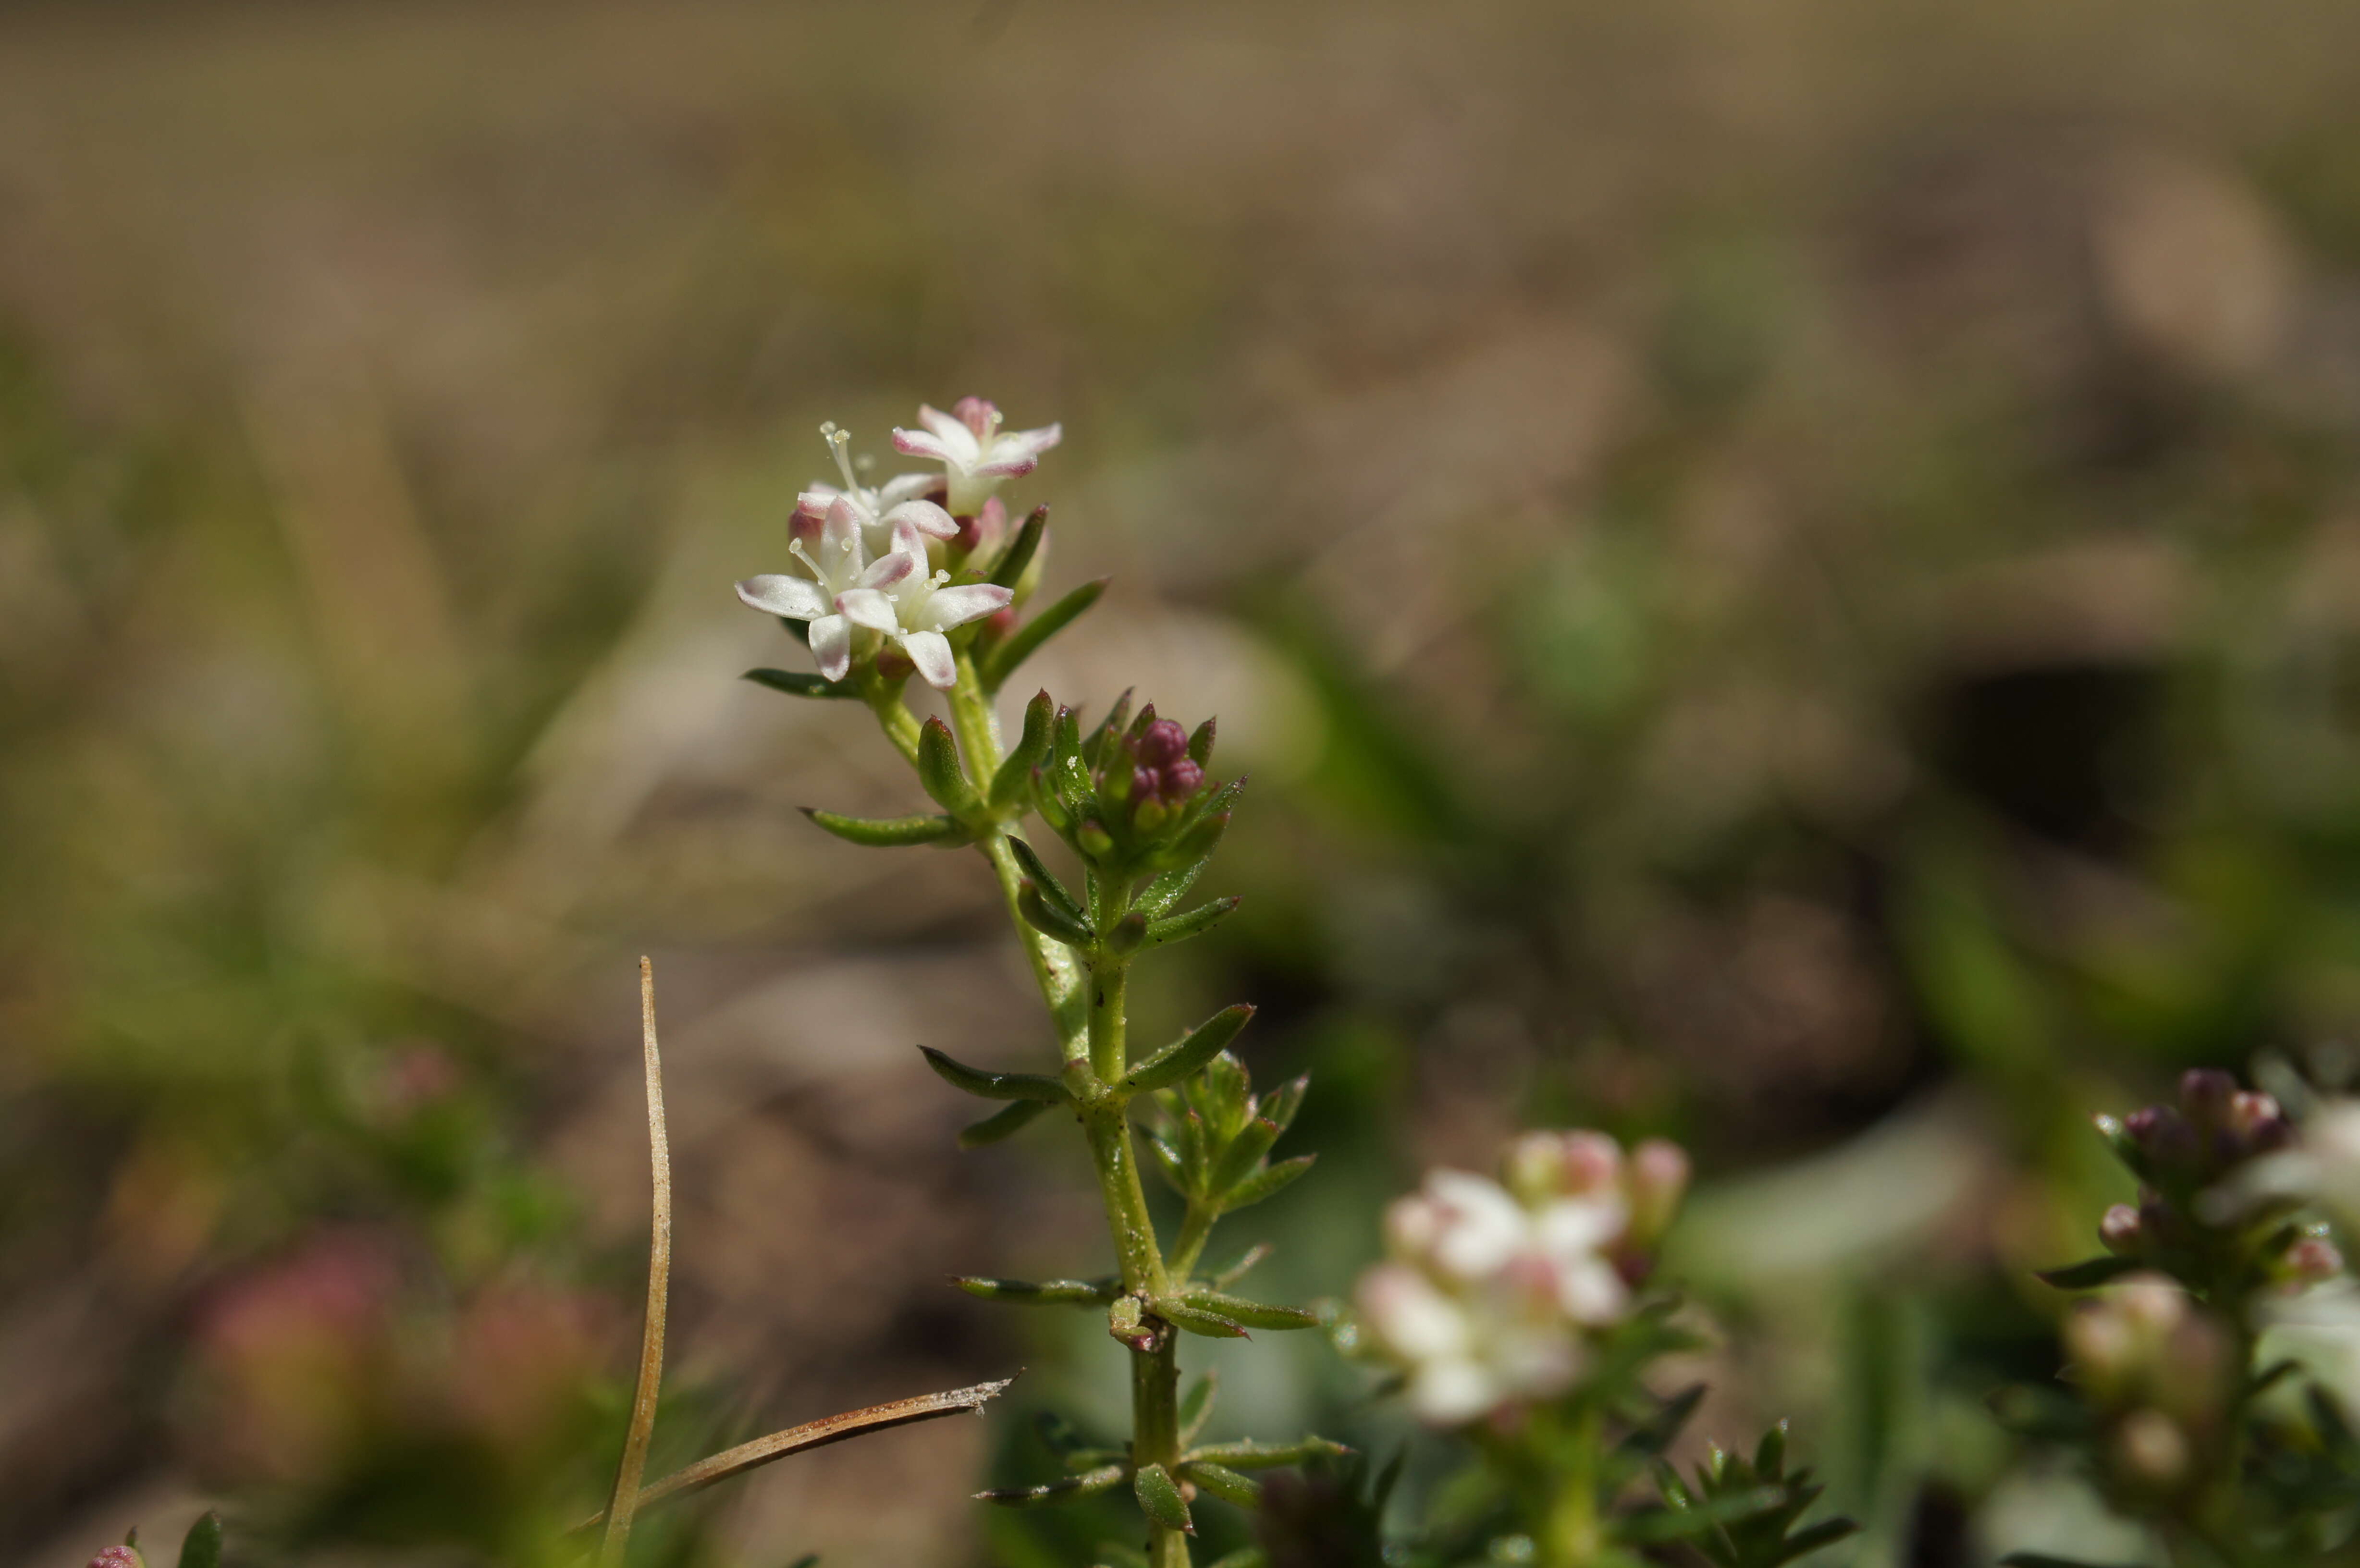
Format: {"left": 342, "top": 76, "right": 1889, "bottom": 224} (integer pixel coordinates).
{"left": 2287, "top": 1235, "right": 2344, "bottom": 1283}
{"left": 88, "top": 1546, "right": 144, "bottom": 1568}
{"left": 2099, "top": 1203, "right": 2143, "bottom": 1254}
{"left": 1627, "top": 1139, "right": 1690, "bottom": 1243}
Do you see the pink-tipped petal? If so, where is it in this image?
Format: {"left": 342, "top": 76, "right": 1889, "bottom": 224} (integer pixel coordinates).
{"left": 902, "top": 629, "right": 957, "bottom": 688}
{"left": 889, "top": 516, "right": 936, "bottom": 562}
{"left": 924, "top": 583, "right": 1015, "bottom": 631}
{"left": 835, "top": 588, "right": 901, "bottom": 634}
{"left": 891, "top": 428, "right": 956, "bottom": 463}
{"left": 1004, "top": 422, "right": 1062, "bottom": 456}
{"left": 951, "top": 396, "right": 998, "bottom": 437}
{"left": 971, "top": 454, "right": 1041, "bottom": 479}
{"left": 808, "top": 614, "right": 853, "bottom": 681}
{"left": 736, "top": 574, "right": 829, "bottom": 620}
{"left": 856, "top": 550, "right": 917, "bottom": 590}
{"left": 822, "top": 496, "right": 866, "bottom": 556}
{"left": 917, "top": 403, "right": 969, "bottom": 444}
{"left": 883, "top": 499, "right": 959, "bottom": 539}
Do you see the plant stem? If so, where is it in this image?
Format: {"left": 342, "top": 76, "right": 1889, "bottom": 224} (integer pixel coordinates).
{"left": 1540, "top": 1401, "right": 1603, "bottom": 1568}
{"left": 937, "top": 646, "right": 1191, "bottom": 1568}
{"left": 1168, "top": 1203, "right": 1219, "bottom": 1285}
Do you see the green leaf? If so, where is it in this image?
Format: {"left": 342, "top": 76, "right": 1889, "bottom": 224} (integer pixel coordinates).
{"left": 1125, "top": 1004, "right": 1258, "bottom": 1095}
{"left": 1780, "top": 1518, "right": 1862, "bottom": 1561}
{"left": 919, "top": 1045, "right": 1070, "bottom": 1102}
{"left": 991, "top": 505, "right": 1050, "bottom": 588}
{"left": 1210, "top": 1243, "right": 1272, "bottom": 1289}
{"left": 1180, "top": 1371, "right": 1218, "bottom": 1446}
{"left": 1008, "top": 837, "right": 1085, "bottom": 925}
{"left": 958, "top": 1100, "right": 1057, "bottom": 1149}
{"left": 1187, "top": 718, "right": 1216, "bottom": 766}
{"left": 1019, "top": 881, "right": 1095, "bottom": 948}
{"left": 1133, "top": 1463, "right": 1194, "bottom": 1533}
{"left": 1135, "top": 858, "right": 1208, "bottom": 920}
{"left": 2036, "top": 1256, "right": 2142, "bottom": 1290}
{"left": 1208, "top": 1117, "right": 1282, "bottom": 1197}
{"left": 1157, "top": 1298, "right": 1249, "bottom": 1338}
{"left": 1222, "top": 1155, "right": 1315, "bottom": 1211}
{"left": 992, "top": 692, "right": 1057, "bottom": 811}
{"left": 1144, "top": 1130, "right": 1190, "bottom": 1195}
{"left": 1083, "top": 692, "right": 1133, "bottom": 769}
{"left": 978, "top": 1464, "right": 1128, "bottom": 1507}
{"left": 1182, "top": 1461, "right": 1261, "bottom": 1508}
{"left": 1618, "top": 1384, "right": 1707, "bottom": 1458}
{"left": 1182, "top": 1436, "right": 1352, "bottom": 1470}
{"left": 803, "top": 808, "right": 968, "bottom": 847}
{"left": 1257, "top": 1076, "right": 1308, "bottom": 1135}
{"left": 1175, "top": 1289, "right": 1316, "bottom": 1331}
{"left": 983, "top": 578, "right": 1110, "bottom": 690}
{"left": 918, "top": 717, "right": 982, "bottom": 815}
{"left": 1145, "top": 896, "right": 1242, "bottom": 949}
{"left": 1149, "top": 810, "right": 1230, "bottom": 872}
{"left": 1755, "top": 1421, "right": 1786, "bottom": 1481}
{"left": 744, "top": 667, "right": 863, "bottom": 699}
{"left": 1618, "top": 1485, "right": 1786, "bottom": 1544}
{"left": 1190, "top": 1051, "right": 1254, "bottom": 1142}
{"left": 176, "top": 1514, "right": 224, "bottom": 1568}
{"left": 956, "top": 1276, "right": 1119, "bottom": 1306}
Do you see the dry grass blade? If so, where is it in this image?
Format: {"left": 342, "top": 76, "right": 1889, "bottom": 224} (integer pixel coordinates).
{"left": 600, "top": 956, "right": 673, "bottom": 1566}
{"left": 573, "top": 1375, "right": 1017, "bottom": 1531}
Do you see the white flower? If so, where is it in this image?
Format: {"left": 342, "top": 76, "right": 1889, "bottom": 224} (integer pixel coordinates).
{"left": 1356, "top": 1157, "right": 1645, "bottom": 1426}
{"left": 891, "top": 397, "right": 1061, "bottom": 514}
{"left": 796, "top": 422, "right": 957, "bottom": 558}
{"left": 835, "top": 517, "right": 1013, "bottom": 689}
{"left": 734, "top": 495, "right": 915, "bottom": 683}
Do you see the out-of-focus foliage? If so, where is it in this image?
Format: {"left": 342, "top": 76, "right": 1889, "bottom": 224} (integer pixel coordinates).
{"left": 9, "top": 1, "right": 2360, "bottom": 1564}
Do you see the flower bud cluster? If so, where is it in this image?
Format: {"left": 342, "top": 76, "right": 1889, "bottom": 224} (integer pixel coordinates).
{"left": 1354, "top": 1130, "right": 1689, "bottom": 1427}
{"left": 1033, "top": 693, "right": 1229, "bottom": 879}
{"left": 2091, "top": 1069, "right": 2307, "bottom": 1282}
{"left": 2064, "top": 1274, "right": 2236, "bottom": 1495}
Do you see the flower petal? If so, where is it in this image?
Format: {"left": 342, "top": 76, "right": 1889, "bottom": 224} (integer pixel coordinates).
{"left": 998, "top": 422, "right": 1062, "bottom": 457}
{"left": 921, "top": 582, "right": 1014, "bottom": 632}
{"left": 735, "top": 573, "right": 828, "bottom": 621}
{"left": 836, "top": 588, "right": 901, "bottom": 633}
{"left": 821, "top": 496, "right": 866, "bottom": 564}
{"left": 891, "top": 428, "right": 957, "bottom": 464}
{"left": 809, "top": 614, "right": 853, "bottom": 682}
{"left": 856, "top": 550, "right": 917, "bottom": 591}
{"left": 882, "top": 499, "right": 958, "bottom": 539}
{"left": 970, "top": 454, "right": 1041, "bottom": 479}
{"left": 876, "top": 472, "right": 945, "bottom": 509}
{"left": 900, "top": 629, "right": 957, "bottom": 688}
{"left": 917, "top": 404, "right": 983, "bottom": 463}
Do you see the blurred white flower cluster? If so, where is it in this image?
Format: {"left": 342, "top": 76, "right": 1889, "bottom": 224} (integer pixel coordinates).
{"left": 736, "top": 398, "right": 1057, "bottom": 689}
{"left": 2065, "top": 1274, "right": 2234, "bottom": 1492}
{"left": 1355, "top": 1130, "right": 1689, "bottom": 1426}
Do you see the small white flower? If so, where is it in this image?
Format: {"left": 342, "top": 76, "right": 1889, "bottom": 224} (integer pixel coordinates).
{"left": 735, "top": 496, "right": 915, "bottom": 683}
{"left": 797, "top": 422, "right": 957, "bottom": 557}
{"left": 891, "top": 397, "right": 1061, "bottom": 515}
{"left": 835, "top": 517, "right": 1014, "bottom": 689}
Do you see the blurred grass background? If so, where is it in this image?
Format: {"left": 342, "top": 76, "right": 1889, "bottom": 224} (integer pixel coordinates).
{"left": 6, "top": 0, "right": 2360, "bottom": 1563}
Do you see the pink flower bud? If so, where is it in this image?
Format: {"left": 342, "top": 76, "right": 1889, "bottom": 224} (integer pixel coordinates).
{"left": 1628, "top": 1139, "right": 1691, "bottom": 1242}
{"left": 2287, "top": 1235, "right": 2344, "bottom": 1283}
{"left": 2099, "top": 1203, "right": 2143, "bottom": 1254}
{"left": 88, "top": 1547, "right": 144, "bottom": 1568}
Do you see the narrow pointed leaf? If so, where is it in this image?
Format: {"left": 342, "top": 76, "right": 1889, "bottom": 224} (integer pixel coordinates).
{"left": 1145, "top": 897, "right": 1242, "bottom": 950}
{"left": 1211, "top": 1243, "right": 1272, "bottom": 1290}
{"left": 1617, "top": 1486, "right": 1788, "bottom": 1543}
{"left": 1149, "top": 811, "right": 1229, "bottom": 872}
{"left": 919, "top": 1045, "right": 1070, "bottom": 1102}
{"left": 1220, "top": 1154, "right": 1315, "bottom": 1212}
{"left": 175, "top": 1515, "right": 224, "bottom": 1568}
{"left": 917, "top": 717, "right": 982, "bottom": 815}
{"left": 991, "top": 691, "right": 1057, "bottom": 811}
{"left": 956, "top": 1275, "right": 1120, "bottom": 1306}
{"left": 1020, "top": 881, "right": 1095, "bottom": 947}
{"left": 803, "top": 807, "right": 968, "bottom": 847}
{"left": 1618, "top": 1384, "right": 1707, "bottom": 1458}
{"left": 1208, "top": 1118, "right": 1282, "bottom": 1197}
{"left": 744, "top": 667, "right": 863, "bottom": 699}
{"left": 959, "top": 1099, "right": 1056, "bottom": 1148}
{"left": 983, "top": 578, "right": 1109, "bottom": 690}
{"left": 1181, "top": 1436, "right": 1352, "bottom": 1470}
{"left": 1125, "top": 1004, "right": 1257, "bottom": 1095}
{"left": 1133, "top": 1463, "right": 1193, "bottom": 1534}
{"left": 1136, "top": 858, "right": 1208, "bottom": 919}
{"left": 1175, "top": 1288, "right": 1317, "bottom": 1331}
{"left": 990, "top": 505, "right": 1050, "bottom": 588}
{"left": 1007, "top": 838, "right": 1081, "bottom": 923}
{"left": 1781, "top": 1517, "right": 1862, "bottom": 1559}
{"left": 1181, "top": 1462, "right": 1260, "bottom": 1508}
{"left": 1157, "top": 1298, "right": 1249, "bottom": 1338}
{"left": 1755, "top": 1421, "right": 1787, "bottom": 1480}
{"left": 1179, "top": 1371, "right": 1218, "bottom": 1446}
{"left": 1144, "top": 1130, "right": 1190, "bottom": 1195}
{"left": 979, "top": 1464, "right": 1128, "bottom": 1507}
{"left": 1258, "top": 1077, "right": 1308, "bottom": 1136}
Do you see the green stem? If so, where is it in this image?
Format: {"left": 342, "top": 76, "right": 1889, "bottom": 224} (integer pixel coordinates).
{"left": 1168, "top": 1202, "right": 1219, "bottom": 1285}
{"left": 858, "top": 665, "right": 922, "bottom": 765}
{"left": 939, "top": 646, "right": 1188, "bottom": 1568}
{"left": 1541, "top": 1401, "right": 1603, "bottom": 1568}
